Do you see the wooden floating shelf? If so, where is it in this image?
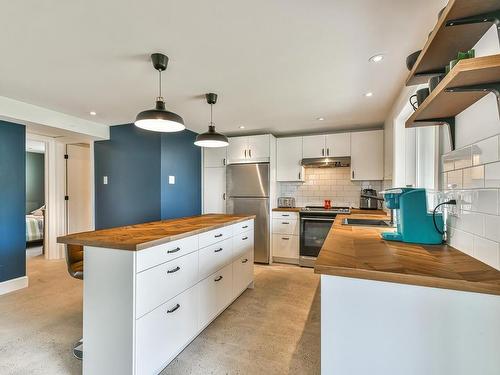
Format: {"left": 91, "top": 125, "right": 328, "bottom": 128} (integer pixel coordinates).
{"left": 406, "top": 55, "right": 500, "bottom": 149}
{"left": 406, "top": 0, "right": 500, "bottom": 86}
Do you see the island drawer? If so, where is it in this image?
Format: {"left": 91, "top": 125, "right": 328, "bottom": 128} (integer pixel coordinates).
{"left": 233, "top": 219, "right": 254, "bottom": 235}
{"left": 233, "top": 248, "right": 254, "bottom": 299}
{"left": 136, "top": 235, "right": 199, "bottom": 273}
{"left": 136, "top": 250, "right": 199, "bottom": 318}
{"left": 198, "top": 238, "right": 233, "bottom": 281}
{"left": 136, "top": 284, "right": 199, "bottom": 375}
{"left": 233, "top": 230, "right": 254, "bottom": 260}
{"left": 198, "top": 225, "right": 234, "bottom": 248}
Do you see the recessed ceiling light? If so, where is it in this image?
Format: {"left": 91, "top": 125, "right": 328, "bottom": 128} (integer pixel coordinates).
{"left": 238, "top": 125, "right": 245, "bottom": 129}
{"left": 89, "top": 111, "right": 97, "bottom": 116}
{"left": 365, "top": 92, "right": 374, "bottom": 97}
{"left": 316, "top": 117, "right": 325, "bottom": 121}
{"left": 369, "top": 54, "right": 384, "bottom": 63}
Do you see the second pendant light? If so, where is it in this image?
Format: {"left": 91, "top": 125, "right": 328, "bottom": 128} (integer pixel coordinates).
{"left": 194, "top": 93, "right": 228, "bottom": 148}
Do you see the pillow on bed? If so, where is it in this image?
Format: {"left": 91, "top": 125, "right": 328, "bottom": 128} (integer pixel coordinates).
{"left": 30, "top": 205, "right": 45, "bottom": 216}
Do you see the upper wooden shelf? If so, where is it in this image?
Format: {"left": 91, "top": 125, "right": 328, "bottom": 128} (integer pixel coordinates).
{"left": 406, "top": 54, "right": 500, "bottom": 129}
{"left": 406, "top": 0, "right": 500, "bottom": 86}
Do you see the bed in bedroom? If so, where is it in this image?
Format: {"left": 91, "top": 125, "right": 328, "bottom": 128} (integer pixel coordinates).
{"left": 26, "top": 207, "right": 45, "bottom": 252}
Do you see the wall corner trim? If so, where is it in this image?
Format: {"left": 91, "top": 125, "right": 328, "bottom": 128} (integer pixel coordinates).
{"left": 0, "top": 276, "right": 28, "bottom": 296}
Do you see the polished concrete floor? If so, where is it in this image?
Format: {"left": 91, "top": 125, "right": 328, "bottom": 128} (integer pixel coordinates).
{"left": 0, "top": 256, "right": 320, "bottom": 375}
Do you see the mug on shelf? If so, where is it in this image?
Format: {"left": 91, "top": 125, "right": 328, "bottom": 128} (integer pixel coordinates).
{"left": 409, "top": 88, "right": 430, "bottom": 111}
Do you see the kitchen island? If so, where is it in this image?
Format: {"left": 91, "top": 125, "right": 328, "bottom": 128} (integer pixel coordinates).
{"left": 315, "top": 212, "right": 500, "bottom": 375}
{"left": 58, "top": 214, "right": 255, "bottom": 375}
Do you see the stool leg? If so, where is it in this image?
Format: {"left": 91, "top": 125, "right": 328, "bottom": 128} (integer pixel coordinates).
{"left": 73, "top": 338, "right": 83, "bottom": 360}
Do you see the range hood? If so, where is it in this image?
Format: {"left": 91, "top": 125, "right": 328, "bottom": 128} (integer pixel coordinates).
{"left": 301, "top": 157, "right": 350, "bottom": 168}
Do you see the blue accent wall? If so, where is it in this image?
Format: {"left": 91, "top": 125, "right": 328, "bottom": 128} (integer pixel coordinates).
{"left": 94, "top": 124, "right": 161, "bottom": 229}
{"left": 0, "top": 121, "right": 26, "bottom": 283}
{"left": 94, "top": 124, "right": 201, "bottom": 229}
{"left": 161, "top": 130, "right": 201, "bottom": 219}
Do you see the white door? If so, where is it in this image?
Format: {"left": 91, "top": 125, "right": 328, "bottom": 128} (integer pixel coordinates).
{"left": 203, "top": 147, "right": 227, "bottom": 168}
{"left": 326, "top": 133, "right": 351, "bottom": 157}
{"left": 277, "top": 137, "right": 304, "bottom": 181}
{"left": 203, "top": 167, "right": 226, "bottom": 213}
{"left": 247, "top": 134, "right": 270, "bottom": 161}
{"left": 302, "top": 135, "right": 326, "bottom": 158}
{"left": 227, "top": 137, "right": 248, "bottom": 164}
{"left": 66, "top": 144, "right": 92, "bottom": 234}
{"left": 351, "top": 130, "right": 384, "bottom": 181}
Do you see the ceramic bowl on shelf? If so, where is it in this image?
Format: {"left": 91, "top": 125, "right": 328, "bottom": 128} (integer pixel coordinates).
{"left": 406, "top": 50, "right": 421, "bottom": 71}
{"left": 429, "top": 74, "right": 445, "bottom": 92}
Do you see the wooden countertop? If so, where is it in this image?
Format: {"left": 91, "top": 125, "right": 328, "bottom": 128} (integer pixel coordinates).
{"left": 272, "top": 207, "right": 302, "bottom": 212}
{"left": 57, "top": 214, "right": 255, "bottom": 251}
{"left": 315, "top": 213, "right": 500, "bottom": 296}
{"left": 272, "top": 208, "right": 387, "bottom": 214}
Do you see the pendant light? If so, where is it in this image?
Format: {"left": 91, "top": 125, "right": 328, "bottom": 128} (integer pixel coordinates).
{"left": 194, "top": 93, "right": 229, "bottom": 148}
{"left": 135, "top": 53, "right": 185, "bottom": 132}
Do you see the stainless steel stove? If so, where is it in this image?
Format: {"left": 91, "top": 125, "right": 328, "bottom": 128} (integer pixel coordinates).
{"left": 299, "top": 206, "right": 351, "bottom": 267}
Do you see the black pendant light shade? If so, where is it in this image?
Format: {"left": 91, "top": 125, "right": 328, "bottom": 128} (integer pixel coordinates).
{"left": 135, "top": 53, "right": 185, "bottom": 132}
{"left": 194, "top": 93, "right": 228, "bottom": 148}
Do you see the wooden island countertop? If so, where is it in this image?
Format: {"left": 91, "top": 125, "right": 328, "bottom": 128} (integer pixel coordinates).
{"left": 57, "top": 214, "right": 255, "bottom": 251}
{"left": 315, "top": 213, "right": 500, "bottom": 296}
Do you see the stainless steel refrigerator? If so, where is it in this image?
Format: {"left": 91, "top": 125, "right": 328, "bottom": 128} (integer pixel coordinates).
{"left": 226, "top": 163, "right": 270, "bottom": 263}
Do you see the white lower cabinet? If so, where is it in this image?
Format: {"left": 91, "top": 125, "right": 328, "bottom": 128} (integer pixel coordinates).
{"left": 272, "top": 234, "right": 299, "bottom": 260}
{"left": 198, "top": 262, "right": 233, "bottom": 328}
{"left": 136, "top": 285, "right": 199, "bottom": 375}
{"left": 198, "top": 238, "right": 233, "bottom": 281}
{"left": 233, "top": 229, "right": 254, "bottom": 260}
{"left": 233, "top": 248, "right": 254, "bottom": 299}
{"left": 272, "top": 211, "right": 299, "bottom": 264}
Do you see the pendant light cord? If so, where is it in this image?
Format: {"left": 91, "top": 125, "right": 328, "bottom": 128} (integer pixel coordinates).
{"left": 158, "top": 69, "right": 162, "bottom": 98}
{"left": 210, "top": 104, "right": 214, "bottom": 125}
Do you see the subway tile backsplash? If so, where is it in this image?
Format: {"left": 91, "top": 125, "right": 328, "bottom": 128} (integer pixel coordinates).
{"left": 442, "top": 133, "right": 500, "bottom": 270}
{"left": 278, "top": 167, "right": 382, "bottom": 208}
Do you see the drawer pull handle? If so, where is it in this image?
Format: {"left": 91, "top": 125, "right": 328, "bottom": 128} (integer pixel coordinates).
{"left": 214, "top": 248, "right": 223, "bottom": 253}
{"left": 167, "top": 303, "right": 180, "bottom": 314}
{"left": 167, "top": 247, "right": 181, "bottom": 254}
{"left": 282, "top": 237, "right": 290, "bottom": 240}
{"left": 214, "top": 275, "right": 223, "bottom": 282}
{"left": 242, "top": 258, "right": 249, "bottom": 263}
{"left": 242, "top": 236, "right": 248, "bottom": 240}
{"left": 167, "top": 266, "right": 181, "bottom": 274}
{"left": 214, "top": 233, "right": 223, "bottom": 238}
{"left": 282, "top": 222, "right": 290, "bottom": 224}
{"left": 242, "top": 225, "right": 248, "bottom": 229}
{"left": 282, "top": 214, "right": 290, "bottom": 217}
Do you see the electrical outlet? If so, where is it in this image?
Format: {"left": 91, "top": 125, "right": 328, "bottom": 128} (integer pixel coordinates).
{"left": 103, "top": 176, "right": 108, "bottom": 185}
{"left": 168, "top": 175, "right": 175, "bottom": 184}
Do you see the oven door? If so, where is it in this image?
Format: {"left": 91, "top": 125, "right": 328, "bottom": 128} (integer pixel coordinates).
{"left": 300, "top": 216, "right": 335, "bottom": 260}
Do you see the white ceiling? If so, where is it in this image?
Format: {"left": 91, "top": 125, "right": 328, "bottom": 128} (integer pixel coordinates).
{"left": 0, "top": 0, "right": 446, "bottom": 136}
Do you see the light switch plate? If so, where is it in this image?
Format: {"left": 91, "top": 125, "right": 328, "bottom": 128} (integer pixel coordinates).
{"left": 168, "top": 175, "right": 175, "bottom": 184}
{"left": 103, "top": 176, "right": 108, "bottom": 185}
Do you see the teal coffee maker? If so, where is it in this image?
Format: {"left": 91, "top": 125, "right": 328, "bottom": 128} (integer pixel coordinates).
{"left": 381, "top": 188, "right": 444, "bottom": 245}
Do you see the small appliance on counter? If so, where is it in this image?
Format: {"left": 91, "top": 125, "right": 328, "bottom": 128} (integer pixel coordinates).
{"left": 278, "top": 197, "right": 296, "bottom": 208}
{"left": 359, "top": 188, "right": 380, "bottom": 210}
{"left": 381, "top": 188, "right": 443, "bottom": 245}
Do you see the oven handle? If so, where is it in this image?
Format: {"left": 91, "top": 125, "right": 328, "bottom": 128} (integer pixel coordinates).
{"left": 300, "top": 217, "right": 335, "bottom": 222}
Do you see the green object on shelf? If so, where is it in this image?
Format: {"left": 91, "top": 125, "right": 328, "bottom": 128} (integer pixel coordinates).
{"left": 468, "top": 49, "right": 475, "bottom": 58}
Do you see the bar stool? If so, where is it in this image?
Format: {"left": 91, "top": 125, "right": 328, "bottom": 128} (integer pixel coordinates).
{"left": 65, "top": 244, "right": 84, "bottom": 360}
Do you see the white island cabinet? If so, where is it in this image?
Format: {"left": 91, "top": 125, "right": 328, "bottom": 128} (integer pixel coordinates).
{"left": 59, "top": 215, "right": 255, "bottom": 375}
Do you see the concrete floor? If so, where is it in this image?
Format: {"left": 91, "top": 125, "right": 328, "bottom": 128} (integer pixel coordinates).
{"left": 0, "top": 257, "right": 320, "bottom": 375}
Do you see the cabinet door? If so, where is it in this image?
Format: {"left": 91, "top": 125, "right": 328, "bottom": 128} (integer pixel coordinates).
{"left": 233, "top": 248, "right": 254, "bottom": 298}
{"left": 227, "top": 137, "right": 248, "bottom": 164}
{"left": 247, "top": 134, "right": 270, "bottom": 161}
{"left": 203, "top": 167, "right": 226, "bottom": 214}
{"left": 351, "top": 130, "right": 384, "bottom": 181}
{"left": 272, "top": 234, "right": 299, "bottom": 259}
{"left": 326, "top": 133, "right": 351, "bottom": 157}
{"left": 198, "top": 263, "right": 233, "bottom": 328}
{"left": 204, "top": 147, "right": 227, "bottom": 168}
{"left": 277, "top": 137, "right": 304, "bottom": 181}
{"left": 302, "top": 135, "right": 326, "bottom": 158}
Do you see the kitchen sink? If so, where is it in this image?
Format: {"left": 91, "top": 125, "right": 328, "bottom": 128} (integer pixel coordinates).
{"left": 342, "top": 218, "right": 391, "bottom": 227}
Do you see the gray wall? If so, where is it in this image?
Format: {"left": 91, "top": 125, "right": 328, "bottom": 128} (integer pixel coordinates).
{"left": 26, "top": 152, "right": 45, "bottom": 214}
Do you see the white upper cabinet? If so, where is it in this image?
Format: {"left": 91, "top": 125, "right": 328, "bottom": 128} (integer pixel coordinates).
{"left": 203, "top": 167, "right": 226, "bottom": 214}
{"left": 325, "top": 133, "right": 350, "bottom": 157}
{"left": 277, "top": 137, "right": 304, "bottom": 182}
{"left": 203, "top": 147, "right": 227, "bottom": 168}
{"left": 227, "top": 135, "right": 270, "bottom": 164}
{"left": 302, "top": 135, "right": 326, "bottom": 158}
{"left": 350, "top": 130, "right": 384, "bottom": 181}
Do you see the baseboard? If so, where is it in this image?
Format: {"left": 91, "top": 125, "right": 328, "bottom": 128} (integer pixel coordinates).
{"left": 272, "top": 256, "right": 299, "bottom": 265}
{"left": 0, "top": 276, "right": 28, "bottom": 296}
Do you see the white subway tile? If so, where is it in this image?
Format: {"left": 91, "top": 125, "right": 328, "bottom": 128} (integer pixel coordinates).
{"left": 472, "top": 136, "right": 499, "bottom": 165}
{"left": 449, "top": 211, "right": 484, "bottom": 236}
{"left": 462, "top": 166, "right": 484, "bottom": 189}
{"left": 473, "top": 236, "right": 500, "bottom": 270}
{"left": 442, "top": 154, "right": 455, "bottom": 172}
{"left": 485, "top": 161, "right": 500, "bottom": 188}
{"left": 471, "top": 189, "right": 499, "bottom": 215}
{"left": 453, "top": 147, "right": 473, "bottom": 169}
{"left": 446, "top": 170, "right": 462, "bottom": 189}
{"left": 484, "top": 214, "right": 500, "bottom": 242}
{"left": 448, "top": 227, "right": 474, "bottom": 256}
